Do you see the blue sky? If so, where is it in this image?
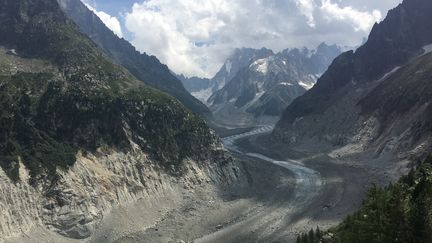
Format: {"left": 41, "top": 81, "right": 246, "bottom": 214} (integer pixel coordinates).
{"left": 84, "top": 0, "right": 136, "bottom": 16}
{"left": 82, "top": 0, "right": 403, "bottom": 78}
{"left": 82, "top": 0, "right": 137, "bottom": 40}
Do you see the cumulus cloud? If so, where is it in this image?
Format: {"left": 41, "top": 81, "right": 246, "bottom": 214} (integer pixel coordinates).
{"left": 124, "top": 0, "right": 400, "bottom": 77}
{"left": 320, "top": 0, "right": 382, "bottom": 32}
{"left": 296, "top": 0, "right": 316, "bottom": 27}
{"left": 82, "top": 1, "right": 124, "bottom": 38}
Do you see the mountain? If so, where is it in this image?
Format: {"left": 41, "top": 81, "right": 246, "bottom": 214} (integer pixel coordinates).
{"left": 176, "top": 74, "right": 211, "bottom": 103}
{"left": 177, "top": 74, "right": 211, "bottom": 93}
{"left": 57, "top": 0, "right": 210, "bottom": 117}
{"left": 179, "top": 48, "right": 274, "bottom": 103}
{"left": 211, "top": 47, "right": 275, "bottom": 93}
{"left": 273, "top": 0, "right": 432, "bottom": 157}
{"left": 0, "top": 0, "right": 241, "bottom": 240}
{"left": 208, "top": 44, "right": 341, "bottom": 126}
{"left": 278, "top": 43, "right": 343, "bottom": 76}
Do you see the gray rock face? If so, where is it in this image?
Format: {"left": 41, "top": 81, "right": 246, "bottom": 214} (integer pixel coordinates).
{"left": 0, "top": 145, "right": 242, "bottom": 240}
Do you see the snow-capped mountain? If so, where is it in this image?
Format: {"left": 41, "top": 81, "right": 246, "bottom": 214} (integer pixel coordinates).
{"left": 211, "top": 47, "right": 275, "bottom": 93}
{"left": 208, "top": 43, "right": 342, "bottom": 126}
{"left": 179, "top": 48, "right": 274, "bottom": 103}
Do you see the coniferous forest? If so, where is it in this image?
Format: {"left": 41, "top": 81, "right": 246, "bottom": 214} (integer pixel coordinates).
{"left": 298, "top": 156, "right": 432, "bottom": 243}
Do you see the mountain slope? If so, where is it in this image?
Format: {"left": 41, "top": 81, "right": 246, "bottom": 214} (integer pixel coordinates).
{"left": 273, "top": 0, "right": 432, "bottom": 157}
{"left": 0, "top": 0, "right": 240, "bottom": 240}
{"left": 209, "top": 44, "right": 341, "bottom": 126}
{"left": 57, "top": 0, "right": 210, "bottom": 117}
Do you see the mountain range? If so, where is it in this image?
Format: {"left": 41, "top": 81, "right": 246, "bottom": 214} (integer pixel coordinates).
{"left": 202, "top": 43, "right": 342, "bottom": 126}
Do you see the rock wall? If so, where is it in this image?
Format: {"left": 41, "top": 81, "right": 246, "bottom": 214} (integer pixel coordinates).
{"left": 0, "top": 144, "right": 242, "bottom": 240}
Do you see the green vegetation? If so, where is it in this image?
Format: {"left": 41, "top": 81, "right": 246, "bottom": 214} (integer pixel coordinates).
{"left": 0, "top": 71, "right": 215, "bottom": 182}
{"left": 298, "top": 156, "right": 432, "bottom": 243}
{"left": 0, "top": 0, "right": 218, "bottom": 183}
{"left": 296, "top": 227, "right": 323, "bottom": 243}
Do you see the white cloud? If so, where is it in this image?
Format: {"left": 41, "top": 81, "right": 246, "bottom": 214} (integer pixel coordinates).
{"left": 320, "top": 0, "right": 382, "bottom": 32}
{"left": 125, "top": 0, "right": 237, "bottom": 77}
{"left": 124, "top": 0, "right": 400, "bottom": 78}
{"left": 82, "top": 1, "right": 124, "bottom": 38}
{"left": 296, "top": 0, "right": 316, "bottom": 28}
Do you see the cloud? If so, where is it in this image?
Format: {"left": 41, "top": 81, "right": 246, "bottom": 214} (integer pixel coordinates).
{"left": 296, "top": 0, "right": 316, "bottom": 27}
{"left": 82, "top": 1, "right": 124, "bottom": 38}
{"left": 124, "top": 0, "right": 401, "bottom": 78}
{"left": 320, "top": 0, "right": 382, "bottom": 32}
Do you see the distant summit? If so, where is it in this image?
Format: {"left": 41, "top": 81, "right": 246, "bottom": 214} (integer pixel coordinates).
{"left": 206, "top": 43, "right": 341, "bottom": 126}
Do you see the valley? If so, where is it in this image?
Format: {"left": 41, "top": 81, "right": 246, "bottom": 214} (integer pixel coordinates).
{"left": 5, "top": 124, "right": 405, "bottom": 243}
{"left": 192, "top": 125, "right": 408, "bottom": 242}
{"left": 1, "top": 0, "right": 432, "bottom": 242}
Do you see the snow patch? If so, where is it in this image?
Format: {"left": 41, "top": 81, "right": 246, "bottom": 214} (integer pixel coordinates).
{"left": 378, "top": 66, "right": 400, "bottom": 82}
{"left": 225, "top": 60, "right": 232, "bottom": 74}
{"left": 299, "top": 81, "right": 314, "bottom": 90}
{"left": 423, "top": 44, "right": 432, "bottom": 55}
{"left": 305, "top": 49, "right": 314, "bottom": 58}
{"left": 309, "top": 74, "right": 321, "bottom": 81}
{"left": 279, "top": 82, "right": 294, "bottom": 86}
{"left": 191, "top": 88, "right": 213, "bottom": 104}
{"left": 251, "top": 58, "right": 269, "bottom": 74}
{"left": 243, "top": 91, "right": 265, "bottom": 108}
{"left": 6, "top": 49, "right": 18, "bottom": 56}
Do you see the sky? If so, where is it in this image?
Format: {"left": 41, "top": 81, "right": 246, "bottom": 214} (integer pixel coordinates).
{"left": 81, "top": 0, "right": 403, "bottom": 78}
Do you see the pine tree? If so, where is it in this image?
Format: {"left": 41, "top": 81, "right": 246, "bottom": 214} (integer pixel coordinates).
{"left": 301, "top": 233, "right": 308, "bottom": 243}
{"left": 315, "top": 226, "right": 321, "bottom": 239}
{"left": 411, "top": 177, "right": 432, "bottom": 243}
{"left": 308, "top": 228, "right": 315, "bottom": 243}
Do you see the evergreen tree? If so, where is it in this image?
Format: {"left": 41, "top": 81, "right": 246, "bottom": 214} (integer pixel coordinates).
{"left": 297, "top": 156, "right": 432, "bottom": 243}
{"left": 308, "top": 228, "right": 315, "bottom": 243}
{"left": 315, "top": 226, "right": 321, "bottom": 239}
{"left": 301, "top": 234, "right": 308, "bottom": 243}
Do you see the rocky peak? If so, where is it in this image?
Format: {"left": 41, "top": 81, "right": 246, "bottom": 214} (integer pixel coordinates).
{"left": 207, "top": 43, "right": 340, "bottom": 124}
{"left": 278, "top": 0, "right": 432, "bottom": 125}
{"left": 354, "top": 0, "right": 432, "bottom": 81}
{"left": 211, "top": 47, "right": 274, "bottom": 92}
